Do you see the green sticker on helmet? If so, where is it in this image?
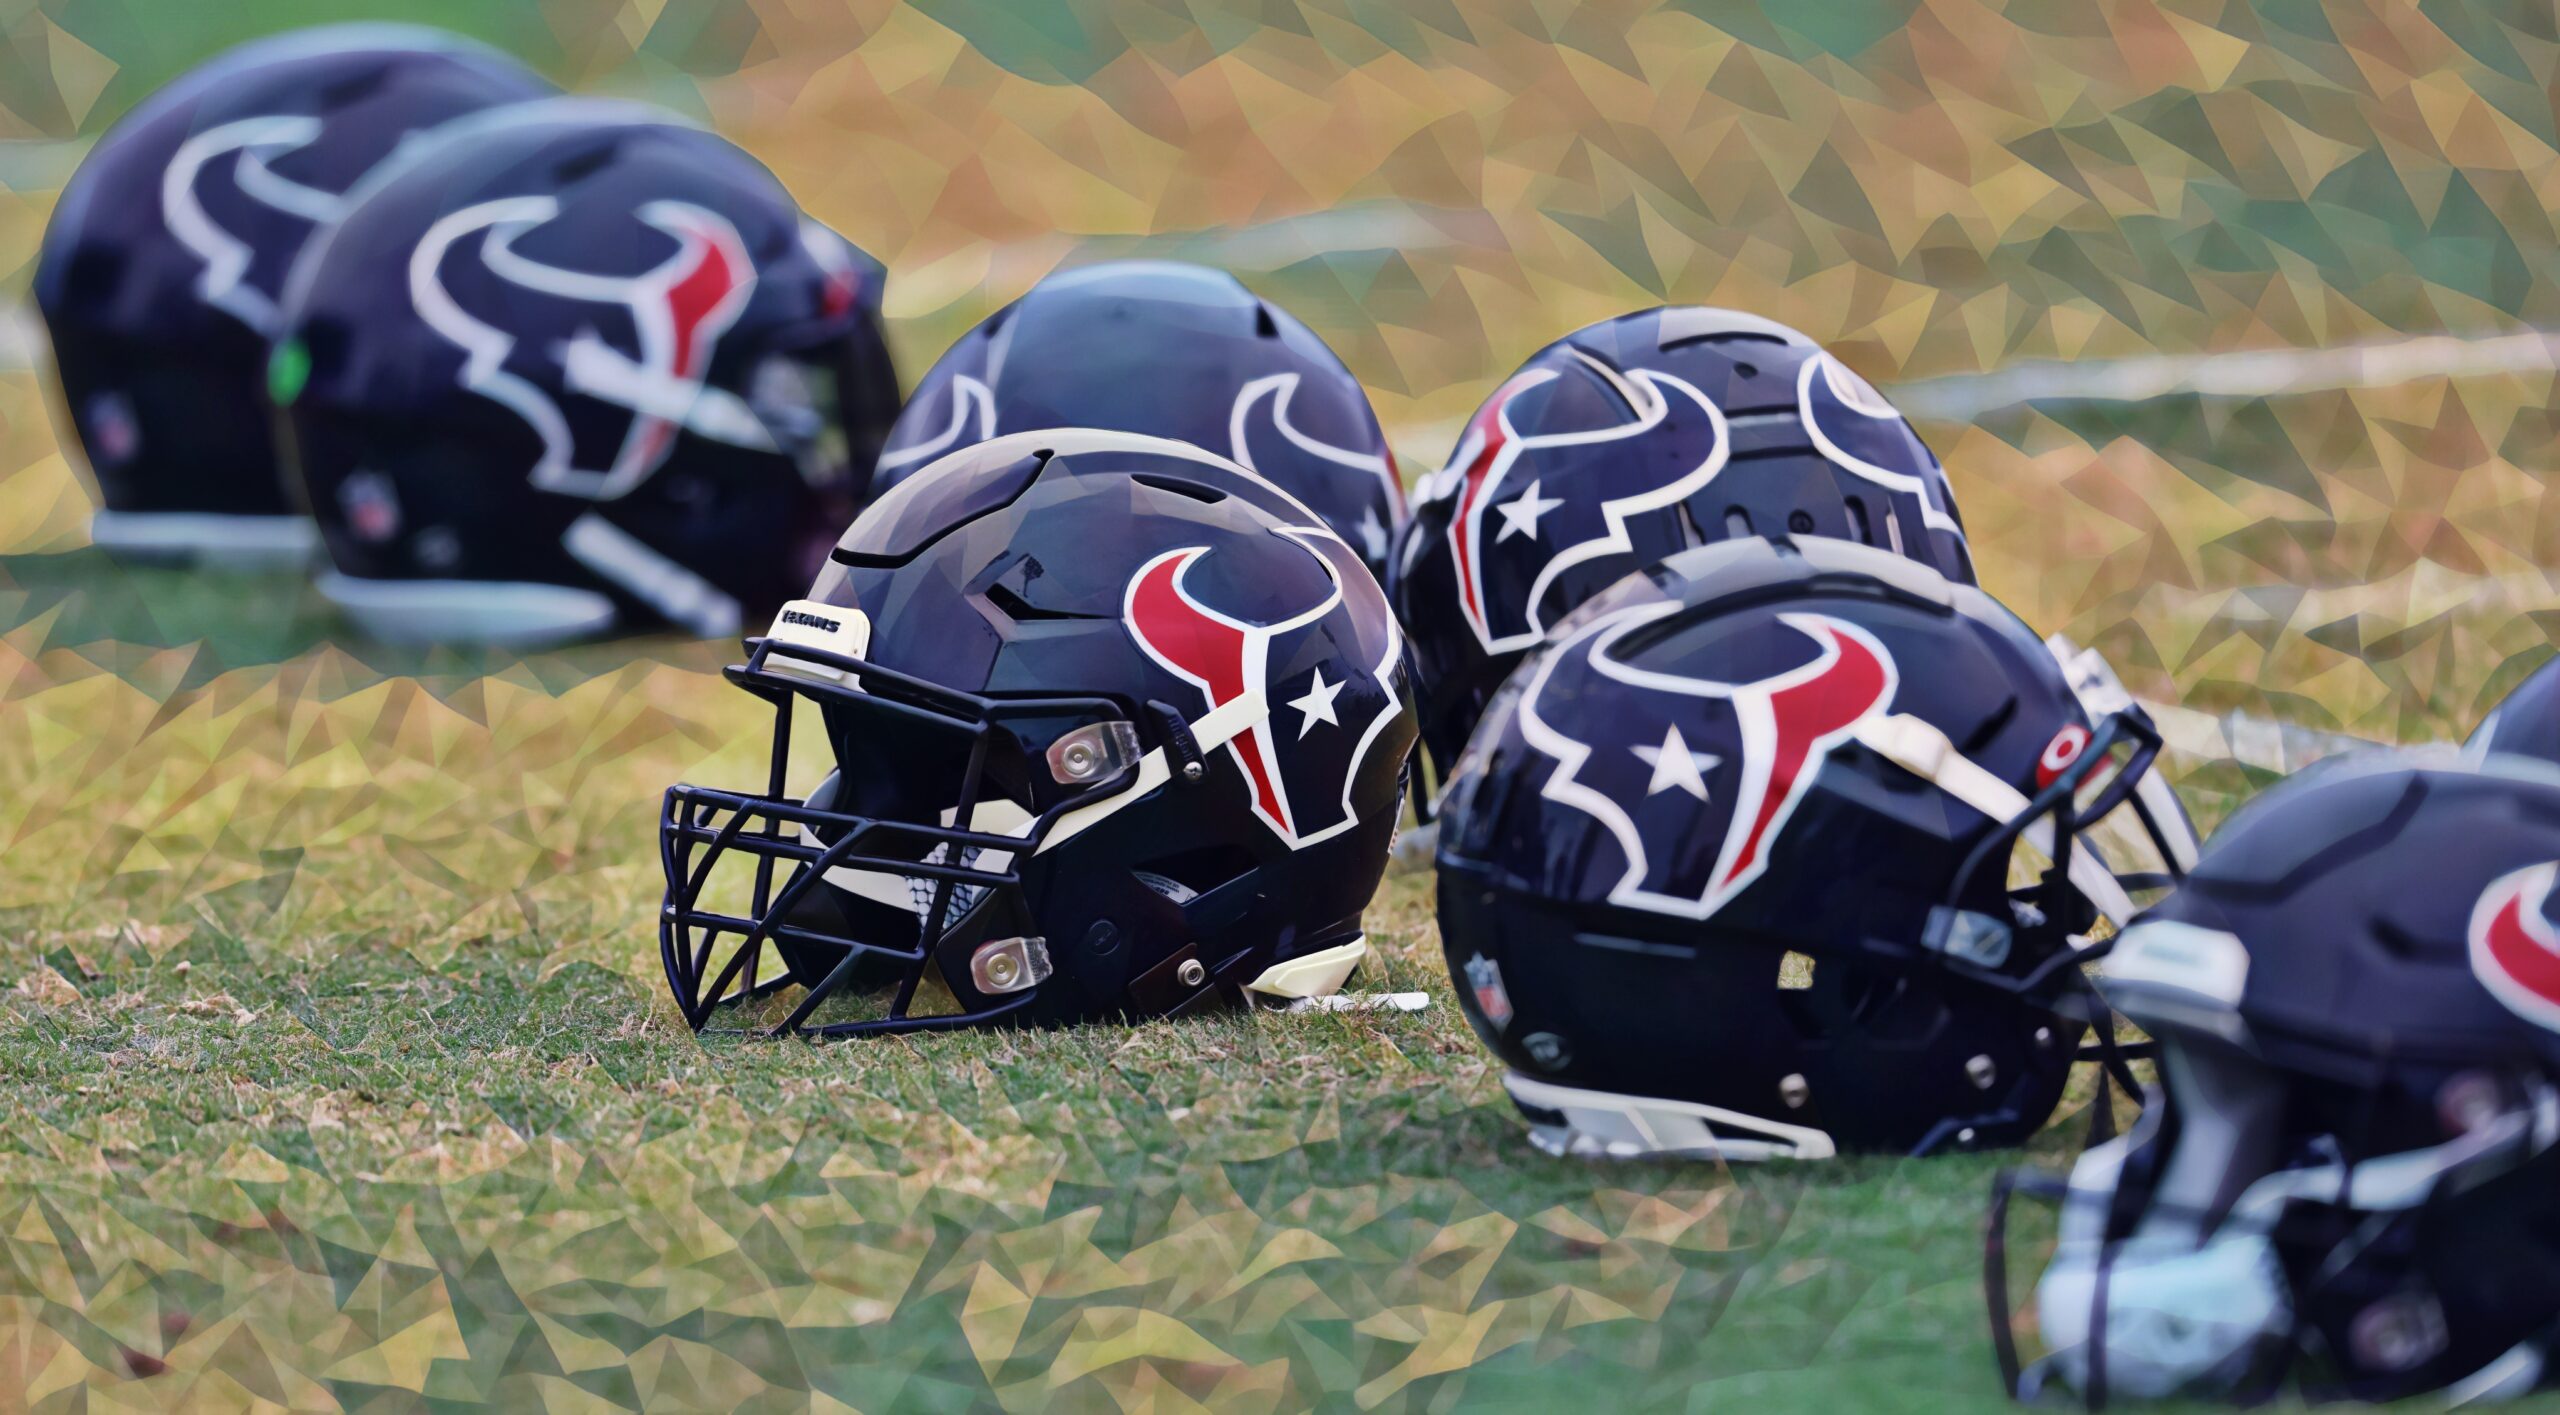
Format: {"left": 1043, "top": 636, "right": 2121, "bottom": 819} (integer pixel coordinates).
{"left": 267, "top": 338, "right": 310, "bottom": 407}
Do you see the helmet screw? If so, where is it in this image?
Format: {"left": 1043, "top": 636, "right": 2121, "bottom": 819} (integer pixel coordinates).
{"left": 1958, "top": 1127, "right": 1979, "bottom": 1146}
{"left": 1966, "top": 1054, "right": 1998, "bottom": 1090}
{"left": 1181, "top": 761, "right": 1205, "bottom": 783}
{"left": 1177, "top": 958, "right": 1206, "bottom": 987}
{"left": 1778, "top": 1074, "right": 1810, "bottom": 1110}
{"left": 2033, "top": 1026, "right": 2053, "bottom": 1048}
{"left": 985, "top": 954, "right": 1019, "bottom": 988}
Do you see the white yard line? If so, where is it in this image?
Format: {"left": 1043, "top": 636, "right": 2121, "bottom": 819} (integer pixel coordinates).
{"left": 1891, "top": 328, "right": 2560, "bottom": 422}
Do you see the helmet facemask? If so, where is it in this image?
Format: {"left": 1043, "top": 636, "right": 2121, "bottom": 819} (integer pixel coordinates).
{"left": 1988, "top": 920, "right": 2560, "bottom": 1405}
{"left": 661, "top": 600, "right": 1315, "bottom": 1038}
{"left": 661, "top": 612, "right": 1176, "bottom": 1038}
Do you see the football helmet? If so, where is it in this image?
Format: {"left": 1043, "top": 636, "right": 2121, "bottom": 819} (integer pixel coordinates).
{"left": 1435, "top": 535, "right": 2189, "bottom": 1159}
{"left": 1992, "top": 755, "right": 2560, "bottom": 1404}
{"left": 1391, "top": 307, "right": 1971, "bottom": 794}
{"left": 2471, "top": 654, "right": 2560, "bottom": 764}
{"left": 271, "top": 99, "right": 898, "bottom": 645}
{"left": 33, "top": 24, "right": 553, "bottom": 567}
{"left": 659, "top": 429, "right": 1416, "bottom": 1038}
{"left": 871, "top": 260, "right": 1404, "bottom": 585}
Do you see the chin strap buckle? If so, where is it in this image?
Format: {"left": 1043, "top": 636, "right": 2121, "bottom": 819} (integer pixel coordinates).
{"left": 1147, "top": 700, "right": 1209, "bottom": 785}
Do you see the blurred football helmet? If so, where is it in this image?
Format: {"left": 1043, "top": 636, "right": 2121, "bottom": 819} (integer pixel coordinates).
{"left": 1993, "top": 756, "right": 2560, "bottom": 1404}
{"left": 272, "top": 99, "right": 899, "bottom": 645}
{"left": 2471, "top": 654, "right": 2560, "bottom": 764}
{"left": 1391, "top": 307, "right": 1971, "bottom": 793}
{"left": 33, "top": 24, "right": 553, "bottom": 566}
{"left": 1435, "top": 535, "right": 2189, "bottom": 1159}
{"left": 871, "top": 259, "right": 1404, "bottom": 584}
{"left": 660, "top": 429, "right": 1416, "bottom": 1038}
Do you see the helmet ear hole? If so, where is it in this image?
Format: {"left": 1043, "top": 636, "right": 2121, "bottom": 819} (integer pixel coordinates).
{"left": 1778, "top": 950, "right": 1816, "bottom": 990}
{"left": 1131, "top": 844, "right": 1260, "bottom": 906}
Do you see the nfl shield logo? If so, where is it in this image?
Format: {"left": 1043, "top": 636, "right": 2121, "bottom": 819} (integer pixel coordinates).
{"left": 1463, "top": 953, "right": 1514, "bottom": 1032}
{"left": 340, "top": 471, "right": 402, "bottom": 543}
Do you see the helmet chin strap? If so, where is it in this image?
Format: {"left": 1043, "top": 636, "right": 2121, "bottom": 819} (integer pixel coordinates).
{"left": 1852, "top": 711, "right": 2140, "bottom": 929}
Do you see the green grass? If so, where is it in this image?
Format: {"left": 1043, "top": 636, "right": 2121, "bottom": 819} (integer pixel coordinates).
{"left": 0, "top": 858, "right": 2083, "bottom": 1412}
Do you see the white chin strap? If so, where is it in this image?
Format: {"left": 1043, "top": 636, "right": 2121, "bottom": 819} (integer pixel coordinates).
{"left": 1852, "top": 712, "right": 2141, "bottom": 930}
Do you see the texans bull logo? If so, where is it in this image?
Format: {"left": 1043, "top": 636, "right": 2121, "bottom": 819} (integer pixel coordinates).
{"left": 1434, "top": 355, "right": 1730, "bottom": 656}
{"left": 1796, "top": 351, "right": 1963, "bottom": 538}
{"left": 1124, "top": 528, "right": 1404, "bottom": 850}
{"left": 2470, "top": 861, "right": 2560, "bottom": 1032}
{"left": 162, "top": 114, "right": 345, "bottom": 333}
{"left": 880, "top": 370, "right": 1401, "bottom": 572}
{"left": 875, "top": 371, "right": 996, "bottom": 475}
{"left": 1228, "top": 372, "right": 1403, "bottom": 566}
{"left": 1518, "top": 602, "right": 1897, "bottom": 920}
{"left": 409, "top": 195, "right": 770, "bottom": 501}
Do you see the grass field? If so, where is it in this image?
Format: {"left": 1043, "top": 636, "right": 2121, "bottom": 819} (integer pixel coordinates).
{"left": 4, "top": 2, "right": 2560, "bottom": 1410}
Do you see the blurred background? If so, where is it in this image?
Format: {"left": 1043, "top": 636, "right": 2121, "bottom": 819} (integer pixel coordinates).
{"left": 0, "top": 1, "right": 2552, "bottom": 741}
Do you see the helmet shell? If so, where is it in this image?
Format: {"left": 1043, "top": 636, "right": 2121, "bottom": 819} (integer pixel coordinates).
{"left": 1437, "top": 535, "right": 2085, "bottom": 1154}
{"left": 35, "top": 25, "right": 554, "bottom": 552}
{"left": 875, "top": 260, "right": 1404, "bottom": 585}
{"left": 275, "top": 99, "right": 898, "bottom": 643}
{"left": 1392, "top": 307, "right": 1969, "bottom": 785}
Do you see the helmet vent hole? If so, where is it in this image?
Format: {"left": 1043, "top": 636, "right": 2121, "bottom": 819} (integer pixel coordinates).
{"left": 1131, "top": 473, "right": 1226, "bottom": 505}
{"left": 1723, "top": 507, "right": 1754, "bottom": 538}
{"left": 318, "top": 67, "right": 395, "bottom": 108}
{"left": 1844, "top": 496, "right": 1873, "bottom": 545}
{"left": 1956, "top": 697, "right": 2018, "bottom": 756}
{"left": 551, "top": 143, "right": 619, "bottom": 187}
{"left": 1777, "top": 950, "right": 1815, "bottom": 990}
{"left": 979, "top": 581, "right": 1105, "bottom": 625}
{"left": 1733, "top": 361, "right": 1760, "bottom": 380}
{"left": 1254, "top": 304, "right": 1281, "bottom": 338}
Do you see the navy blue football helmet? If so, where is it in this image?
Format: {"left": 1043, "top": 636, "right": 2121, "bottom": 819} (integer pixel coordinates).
{"left": 34, "top": 24, "right": 553, "bottom": 566}
{"left": 2472, "top": 655, "right": 2560, "bottom": 765}
{"left": 871, "top": 260, "right": 1404, "bottom": 584}
{"left": 1392, "top": 307, "right": 1972, "bottom": 794}
{"left": 272, "top": 99, "right": 898, "bottom": 645}
{"left": 1436, "top": 535, "right": 2188, "bottom": 1159}
{"left": 661, "top": 429, "right": 1416, "bottom": 1038}
{"left": 1994, "top": 755, "right": 2560, "bottom": 1405}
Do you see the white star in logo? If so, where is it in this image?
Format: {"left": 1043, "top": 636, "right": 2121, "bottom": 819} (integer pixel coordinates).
{"left": 1630, "top": 724, "right": 1720, "bottom": 801}
{"left": 1494, "top": 479, "right": 1563, "bottom": 542}
{"left": 1289, "top": 667, "right": 1345, "bottom": 738}
{"left": 1357, "top": 504, "right": 1389, "bottom": 564}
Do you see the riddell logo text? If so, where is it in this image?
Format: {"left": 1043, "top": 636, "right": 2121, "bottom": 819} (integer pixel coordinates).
{"left": 782, "top": 610, "right": 842, "bottom": 633}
